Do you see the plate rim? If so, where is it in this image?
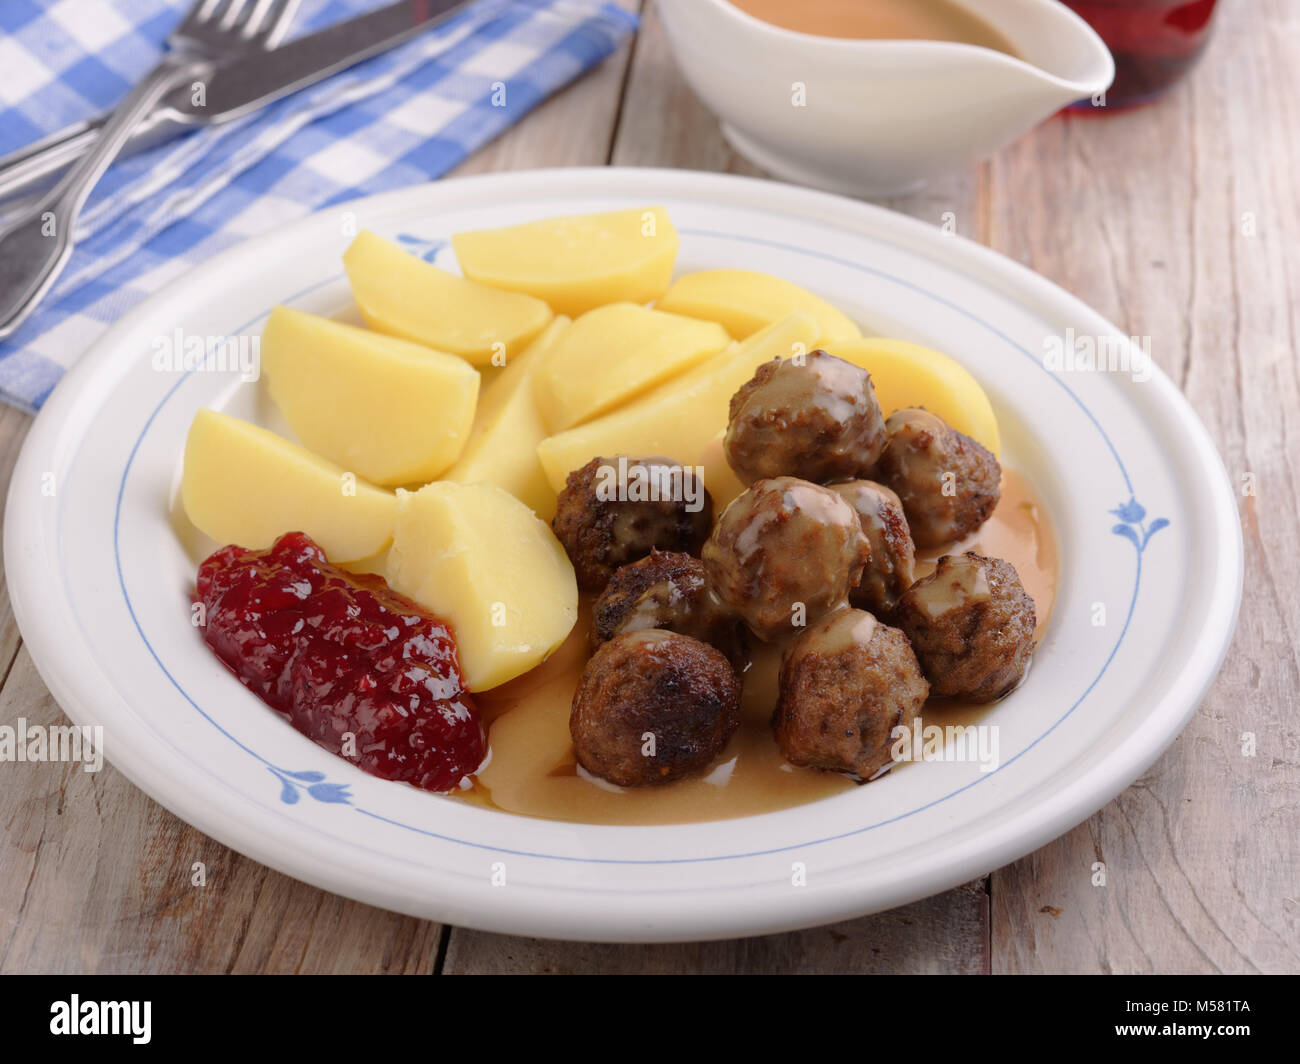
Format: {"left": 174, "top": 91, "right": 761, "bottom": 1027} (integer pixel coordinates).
{"left": 4, "top": 166, "right": 1244, "bottom": 941}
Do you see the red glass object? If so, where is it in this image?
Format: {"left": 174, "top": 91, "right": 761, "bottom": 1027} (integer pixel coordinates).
{"left": 1064, "top": 0, "right": 1220, "bottom": 109}
{"left": 196, "top": 531, "right": 486, "bottom": 792}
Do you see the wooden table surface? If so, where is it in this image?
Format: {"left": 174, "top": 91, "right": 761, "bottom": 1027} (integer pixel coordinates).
{"left": 1, "top": 0, "right": 1296, "bottom": 974}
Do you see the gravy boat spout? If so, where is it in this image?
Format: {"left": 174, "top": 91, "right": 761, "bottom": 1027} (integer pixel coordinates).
{"left": 657, "top": 0, "right": 1116, "bottom": 197}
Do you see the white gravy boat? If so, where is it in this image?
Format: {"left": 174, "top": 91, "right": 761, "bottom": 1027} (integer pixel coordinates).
{"left": 657, "top": 0, "right": 1115, "bottom": 197}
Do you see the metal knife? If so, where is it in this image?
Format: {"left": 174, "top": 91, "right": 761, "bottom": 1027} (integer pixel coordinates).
{"left": 0, "top": 0, "right": 471, "bottom": 204}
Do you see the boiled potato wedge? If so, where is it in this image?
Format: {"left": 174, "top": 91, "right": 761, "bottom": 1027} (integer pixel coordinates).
{"left": 182, "top": 408, "right": 396, "bottom": 562}
{"left": 443, "top": 316, "right": 570, "bottom": 519}
{"left": 386, "top": 482, "right": 578, "bottom": 691}
{"left": 656, "top": 268, "right": 861, "bottom": 347}
{"left": 261, "top": 306, "right": 479, "bottom": 486}
{"left": 534, "top": 303, "right": 729, "bottom": 431}
{"left": 343, "top": 231, "right": 552, "bottom": 365}
{"left": 826, "top": 337, "right": 1001, "bottom": 456}
{"left": 536, "top": 312, "right": 820, "bottom": 492}
{"left": 451, "top": 207, "right": 678, "bottom": 316}
{"left": 698, "top": 431, "right": 748, "bottom": 516}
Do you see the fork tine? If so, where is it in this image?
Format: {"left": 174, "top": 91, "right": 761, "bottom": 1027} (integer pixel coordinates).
{"left": 245, "top": 0, "right": 300, "bottom": 47}
{"left": 236, "top": 0, "right": 272, "bottom": 37}
{"left": 212, "top": 0, "right": 239, "bottom": 25}
{"left": 171, "top": 0, "right": 297, "bottom": 53}
{"left": 216, "top": 0, "right": 250, "bottom": 32}
{"left": 182, "top": 0, "right": 226, "bottom": 30}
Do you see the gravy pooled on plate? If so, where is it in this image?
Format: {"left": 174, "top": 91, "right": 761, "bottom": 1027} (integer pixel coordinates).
{"left": 458, "top": 470, "right": 1055, "bottom": 826}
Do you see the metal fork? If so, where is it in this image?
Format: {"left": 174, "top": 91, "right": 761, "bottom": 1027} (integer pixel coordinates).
{"left": 0, "top": 0, "right": 300, "bottom": 340}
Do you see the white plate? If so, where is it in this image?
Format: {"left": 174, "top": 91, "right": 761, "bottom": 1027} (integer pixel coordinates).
{"left": 4, "top": 168, "right": 1242, "bottom": 942}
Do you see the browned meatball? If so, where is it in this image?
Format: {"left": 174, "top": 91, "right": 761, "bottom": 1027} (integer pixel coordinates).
{"left": 873, "top": 409, "right": 1001, "bottom": 549}
{"left": 590, "top": 550, "right": 746, "bottom": 665}
{"left": 702, "top": 476, "right": 870, "bottom": 641}
{"left": 724, "top": 351, "right": 888, "bottom": 485}
{"left": 570, "top": 629, "right": 741, "bottom": 787}
{"left": 552, "top": 455, "right": 713, "bottom": 591}
{"left": 773, "top": 608, "right": 929, "bottom": 780}
{"left": 894, "top": 552, "right": 1036, "bottom": 702}
{"left": 829, "top": 479, "right": 916, "bottom": 616}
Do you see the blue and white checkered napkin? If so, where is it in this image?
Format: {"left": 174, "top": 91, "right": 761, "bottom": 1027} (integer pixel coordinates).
{"left": 0, "top": 0, "right": 637, "bottom": 411}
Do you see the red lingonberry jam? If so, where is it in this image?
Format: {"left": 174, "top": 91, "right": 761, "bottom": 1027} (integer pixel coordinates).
{"left": 195, "top": 531, "right": 485, "bottom": 793}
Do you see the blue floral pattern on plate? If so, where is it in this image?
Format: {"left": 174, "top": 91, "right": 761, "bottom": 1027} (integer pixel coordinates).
{"left": 1110, "top": 497, "right": 1169, "bottom": 553}
{"left": 267, "top": 766, "right": 352, "bottom": 806}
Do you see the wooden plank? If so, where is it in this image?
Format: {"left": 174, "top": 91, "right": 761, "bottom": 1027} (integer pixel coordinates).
{"left": 444, "top": 880, "right": 989, "bottom": 974}
{"left": 449, "top": 0, "right": 642, "bottom": 176}
{"left": 606, "top": 1, "right": 761, "bottom": 174}
{"left": 989, "top": 0, "right": 1300, "bottom": 973}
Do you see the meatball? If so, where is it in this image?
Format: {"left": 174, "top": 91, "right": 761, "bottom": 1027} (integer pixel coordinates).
{"left": 724, "top": 350, "right": 888, "bottom": 484}
{"left": 702, "top": 476, "right": 871, "bottom": 641}
{"left": 873, "top": 409, "right": 1001, "bottom": 548}
{"left": 773, "top": 608, "right": 929, "bottom": 780}
{"left": 894, "top": 552, "right": 1036, "bottom": 702}
{"left": 552, "top": 455, "right": 713, "bottom": 591}
{"left": 829, "top": 479, "right": 917, "bottom": 616}
{"left": 590, "top": 550, "right": 745, "bottom": 665}
{"left": 570, "top": 629, "right": 741, "bottom": 787}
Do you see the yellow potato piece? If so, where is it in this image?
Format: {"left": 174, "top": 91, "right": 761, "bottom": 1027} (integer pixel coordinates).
{"left": 535, "top": 303, "right": 729, "bottom": 431}
{"left": 826, "top": 337, "right": 1001, "bottom": 457}
{"left": 443, "top": 316, "right": 570, "bottom": 519}
{"left": 181, "top": 408, "right": 396, "bottom": 562}
{"left": 657, "top": 268, "right": 861, "bottom": 347}
{"left": 698, "top": 430, "right": 749, "bottom": 516}
{"left": 261, "top": 306, "right": 480, "bottom": 486}
{"left": 386, "top": 482, "right": 578, "bottom": 691}
{"left": 537, "top": 312, "right": 820, "bottom": 493}
{"left": 343, "top": 231, "right": 552, "bottom": 365}
{"left": 451, "top": 207, "right": 678, "bottom": 316}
